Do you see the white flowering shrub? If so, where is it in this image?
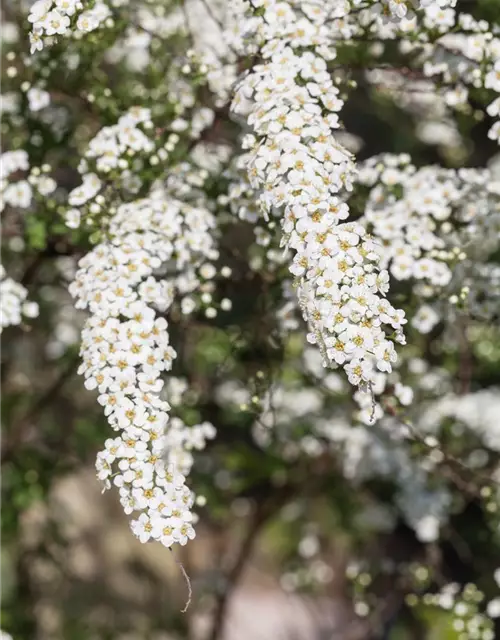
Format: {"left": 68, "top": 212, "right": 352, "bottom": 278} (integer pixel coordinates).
{"left": 2, "top": 0, "right": 500, "bottom": 637}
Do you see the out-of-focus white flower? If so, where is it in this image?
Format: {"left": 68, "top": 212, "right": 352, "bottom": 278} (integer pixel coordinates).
{"left": 27, "top": 87, "right": 50, "bottom": 111}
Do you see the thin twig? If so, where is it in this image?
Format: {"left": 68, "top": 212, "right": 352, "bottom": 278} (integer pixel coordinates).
{"left": 385, "top": 407, "right": 500, "bottom": 494}
{"left": 170, "top": 549, "right": 193, "bottom": 613}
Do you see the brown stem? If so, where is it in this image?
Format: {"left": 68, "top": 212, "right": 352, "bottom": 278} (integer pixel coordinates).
{"left": 206, "top": 486, "right": 291, "bottom": 640}
{"left": 207, "top": 509, "right": 267, "bottom": 640}
{"left": 457, "top": 316, "right": 473, "bottom": 396}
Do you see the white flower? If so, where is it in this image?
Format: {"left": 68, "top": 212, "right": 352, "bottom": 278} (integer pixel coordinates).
{"left": 36, "top": 175, "right": 57, "bottom": 195}
{"left": 374, "top": 342, "right": 397, "bottom": 373}
{"left": 487, "top": 98, "right": 500, "bottom": 118}
{"left": 29, "top": 30, "right": 44, "bottom": 54}
{"left": 487, "top": 597, "right": 500, "bottom": 618}
{"left": 131, "top": 513, "right": 154, "bottom": 543}
{"left": 0, "top": 150, "right": 29, "bottom": 179}
{"left": 394, "top": 383, "right": 413, "bottom": 406}
{"left": 65, "top": 208, "right": 81, "bottom": 229}
{"left": 174, "top": 522, "right": 196, "bottom": 546}
{"left": 485, "top": 64, "right": 500, "bottom": 93}
{"left": 76, "top": 12, "right": 100, "bottom": 33}
{"left": 489, "top": 122, "right": 500, "bottom": 142}
{"left": 3, "top": 181, "right": 32, "bottom": 208}
{"left": 43, "top": 10, "right": 71, "bottom": 36}
{"left": 0, "top": 269, "right": 37, "bottom": 333}
{"left": 28, "top": 0, "right": 53, "bottom": 24}
{"left": 345, "top": 358, "right": 373, "bottom": 386}
{"left": 68, "top": 173, "right": 102, "bottom": 206}
{"left": 22, "top": 301, "right": 39, "bottom": 318}
{"left": 27, "top": 87, "right": 50, "bottom": 111}
{"left": 415, "top": 514, "right": 440, "bottom": 542}
{"left": 411, "top": 305, "right": 440, "bottom": 334}
{"left": 55, "top": 0, "right": 79, "bottom": 15}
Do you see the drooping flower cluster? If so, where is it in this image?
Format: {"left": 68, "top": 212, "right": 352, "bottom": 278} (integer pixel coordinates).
{"left": 231, "top": 1, "right": 406, "bottom": 388}
{"left": 69, "top": 192, "right": 216, "bottom": 547}
{"left": 0, "top": 265, "right": 39, "bottom": 333}
{"left": 28, "top": 0, "right": 114, "bottom": 55}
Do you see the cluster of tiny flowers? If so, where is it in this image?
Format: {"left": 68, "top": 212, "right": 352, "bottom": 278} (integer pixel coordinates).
{"left": 421, "top": 389, "right": 500, "bottom": 455}
{"left": 69, "top": 192, "right": 216, "bottom": 548}
{"left": 0, "top": 265, "right": 39, "bottom": 333}
{"left": 313, "top": 0, "right": 500, "bottom": 148}
{"left": 82, "top": 107, "right": 154, "bottom": 174}
{"left": 308, "top": 350, "right": 457, "bottom": 542}
{"left": 345, "top": 6, "right": 500, "bottom": 144}
{"left": 405, "top": 0, "right": 457, "bottom": 20}
{"left": 410, "top": 582, "right": 496, "bottom": 640}
{"left": 359, "top": 155, "right": 483, "bottom": 286}
{"left": 66, "top": 107, "right": 157, "bottom": 227}
{"left": 417, "top": 10, "right": 500, "bottom": 144}
{"left": 231, "top": 0, "right": 405, "bottom": 388}
{"left": 64, "top": 107, "right": 197, "bottom": 229}
{"left": 1, "top": 150, "right": 57, "bottom": 211}
{"left": 28, "top": 0, "right": 114, "bottom": 54}
{"left": 357, "top": 154, "right": 500, "bottom": 328}
{"left": 1, "top": 150, "right": 32, "bottom": 210}
{"left": 352, "top": 0, "right": 457, "bottom": 23}
{"left": 27, "top": 86, "right": 51, "bottom": 112}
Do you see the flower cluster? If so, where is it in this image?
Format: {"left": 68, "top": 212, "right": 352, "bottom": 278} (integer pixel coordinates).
{"left": 1, "top": 150, "right": 57, "bottom": 211}
{"left": 1, "top": 150, "right": 32, "bottom": 210}
{"left": 409, "top": 581, "right": 497, "bottom": 640}
{"left": 28, "top": 0, "right": 113, "bottom": 54}
{"left": 66, "top": 107, "right": 158, "bottom": 224}
{"left": 357, "top": 153, "right": 500, "bottom": 329}
{"left": 65, "top": 104, "right": 218, "bottom": 231}
{"left": 421, "top": 389, "right": 500, "bottom": 455}
{"left": 344, "top": 4, "right": 500, "bottom": 145}
{"left": 83, "top": 107, "right": 154, "bottom": 174}
{"left": 27, "top": 87, "right": 51, "bottom": 112}
{"left": 385, "top": 0, "right": 457, "bottom": 21}
{"left": 69, "top": 192, "right": 216, "bottom": 547}
{"left": 0, "top": 265, "right": 39, "bottom": 333}
{"left": 421, "top": 12, "right": 500, "bottom": 144}
{"left": 231, "top": 0, "right": 406, "bottom": 388}
{"left": 359, "top": 155, "right": 487, "bottom": 286}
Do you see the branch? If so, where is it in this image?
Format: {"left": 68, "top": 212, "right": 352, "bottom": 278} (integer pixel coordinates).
{"left": 1, "top": 354, "right": 79, "bottom": 463}
{"left": 206, "top": 485, "right": 292, "bottom": 640}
